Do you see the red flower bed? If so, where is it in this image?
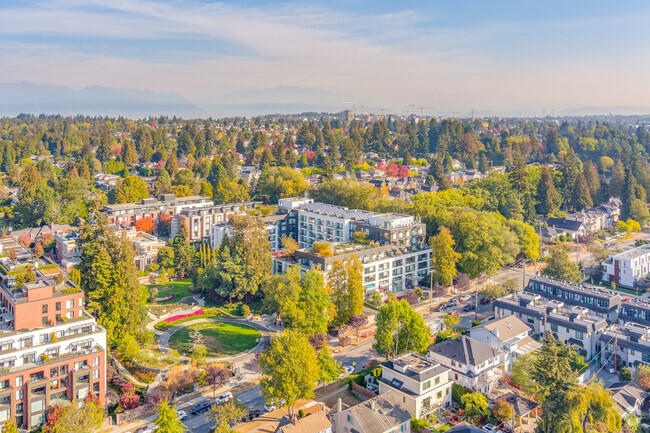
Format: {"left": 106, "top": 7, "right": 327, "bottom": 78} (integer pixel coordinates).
{"left": 164, "top": 309, "right": 204, "bottom": 323}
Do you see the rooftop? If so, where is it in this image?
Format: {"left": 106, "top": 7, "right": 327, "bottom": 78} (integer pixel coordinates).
{"left": 611, "top": 245, "right": 650, "bottom": 261}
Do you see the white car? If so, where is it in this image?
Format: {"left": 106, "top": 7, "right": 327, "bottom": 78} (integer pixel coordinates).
{"left": 483, "top": 424, "right": 499, "bottom": 432}
{"left": 264, "top": 398, "right": 286, "bottom": 412}
{"left": 139, "top": 424, "right": 159, "bottom": 433}
{"left": 215, "top": 391, "right": 233, "bottom": 404}
{"left": 338, "top": 365, "right": 355, "bottom": 379}
{"left": 459, "top": 295, "right": 472, "bottom": 302}
{"left": 175, "top": 410, "right": 187, "bottom": 421}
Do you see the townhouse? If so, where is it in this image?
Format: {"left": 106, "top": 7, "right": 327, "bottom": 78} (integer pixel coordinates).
{"left": 493, "top": 292, "right": 606, "bottom": 359}
{"left": 427, "top": 336, "right": 504, "bottom": 394}
{"left": 378, "top": 354, "right": 452, "bottom": 419}
{"left": 171, "top": 201, "right": 261, "bottom": 242}
{"left": 599, "top": 322, "right": 650, "bottom": 372}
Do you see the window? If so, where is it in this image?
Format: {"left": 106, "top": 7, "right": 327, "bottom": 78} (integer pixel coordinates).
{"left": 78, "top": 298, "right": 84, "bottom": 307}
{"left": 551, "top": 324, "right": 558, "bottom": 333}
{"left": 527, "top": 316, "right": 534, "bottom": 324}
{"left": 39, "top": 334, "right": 49, "bottom": 344}
{"left": 66, "top": 311, "right": 74, "bottom": 320}
{"left": 347, "top": 414, "right": 352, "bottom": 423}
{"left": 92, "top": 369, "right": 100, "bottom": 380}
{"left": 435, "top": 376, "right": 440, "bottom": 385}
{"left": 15, "top": 376, "right": 22, "bottom": 387}
{"left": 66, "top": 300, "right": 74, "bottom": 309}
{"left": 422, "top": 380, "right": 431, "bottom": 390}
{"left": 575, "top": 331, "right": 584, "bottom": 340}
{"left": 42, "top": 304, "right": 48, "bottom": 314}
{"left": 15, "top": 390, "right": 22, "bottom": 401}
{"left": 93, "top": 357, "right": 100, "bottom": 367}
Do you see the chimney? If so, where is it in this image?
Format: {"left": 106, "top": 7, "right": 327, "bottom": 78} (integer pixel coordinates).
{"left": 370, "top": 400, "right": 376, "bottom": 411}
{"left": 336, "top": 398, "right": 342, "bottom": 413}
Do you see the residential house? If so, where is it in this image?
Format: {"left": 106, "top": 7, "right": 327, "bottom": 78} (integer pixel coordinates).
{"left": 54, "top": 231, "right": 81, "bottom": 272}
{"left": 602, "top": 245, "right": 650, "bottom": 288}
{"left": 275, "top": 407, "right": 332, "bottom": 433}
{"left": 427, "top": 336, "right": 504, "bottom": 394}
{"left": 598, "top": 322, "right": 650, "bottom": 372}
{"left": 378, "top": 354, "right": 452, "bottom": 419}
{"left": 329, "top": 391, "right": 412, "bottom": 433}
{"left": 606, "top": 382, "right": 648, "bottom": 416}
{"left": 545, "top": 217, "right": 586, "bottom": 240}
{"left": 468, "top": 316, "right": 538, "bottom": 369}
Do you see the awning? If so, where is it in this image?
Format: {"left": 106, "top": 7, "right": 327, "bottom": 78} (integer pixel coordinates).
{"left": 0, "top": 313, "right": 13, "bottom": 322}
{"left": 514, "top": 336, "right": 542, "bottom": 356}
{"left": 0, "top": 356, "right": 17, "bottom": 363}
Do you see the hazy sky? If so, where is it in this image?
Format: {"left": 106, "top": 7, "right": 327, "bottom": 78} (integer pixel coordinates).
{"left": 1, "top": 0, "right": 649, "bottom": 115}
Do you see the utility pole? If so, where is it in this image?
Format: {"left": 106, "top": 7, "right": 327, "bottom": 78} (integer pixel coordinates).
{"left": 614, "top": 327, "right": 618, "bottom": 372}
{"left": 429, "top": 266, "right": 434, "bottom": 309}
{"left": 522, "top": 259, "right": 527, "bottom": 291}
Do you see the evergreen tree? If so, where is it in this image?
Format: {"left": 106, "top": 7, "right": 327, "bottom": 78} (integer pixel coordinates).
{"left": 154, "top": 168, "right": 172, "bottom": 195}
{"left": 621, "top": 170, "right": 637, "bottom": 220}
{"left": 583, "top": 162, "right": 601, "bottom": 205}
{"left": 154, "top": 400, "right": 188, "bottom": 433}
{"left": 271, "top": 140, "right": 286, "bottom": 166}
{"left": 96, "top": 127, "right": 113, "bottom": 162}
{"left": 478, "top": 153, "right": 489, "bottom": 174}
{"left": 609, "top": 161, "right": 626, "bottom": 198}
{"left": 536, "top": 166, "right": 560, "bottom": 215}
{"left": 173, "top": 224, "right": 194, "bottom": 278}
{"left": 571, "top": 172, "right": 593, "bottom": 210}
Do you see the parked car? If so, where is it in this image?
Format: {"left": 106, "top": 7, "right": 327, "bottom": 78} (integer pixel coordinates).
{"left": 139, "top": 424, "right": 159, "bottom": 433}
{"left": 459, "top": 295, "right": 471, "bottom": 302}
{"left": 480, "top": 298, "right": 491, "bottom": 304}
{"left": 215, "top": 392, "right": 233, "bottom": 404}
{"left": 242, "top": 409, "right": 264, "bottom": 422}
{"left": 338, "top": 365, "right": 355, "bottom": 379}
{"left": 175, "top": 410, "right": 187, "bottom": 421}
{"left": 464, "top": 304, "right": 476, "bottom": 311}
{"left": 449, "top": 311, "right": 461, "bottom": 317}
{"left": 191, "top": 400, "right": 212, "bottom": 415}
{"left": 264, "top": 399, "right": 286, "bottom": 412}
{"left": 483, "top": 424, "right": 499, "bottom": 432}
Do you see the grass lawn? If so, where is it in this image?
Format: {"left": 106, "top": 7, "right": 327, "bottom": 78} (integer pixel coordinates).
{"left": 147, "top": 279, "right": 194, "bottom": 304}
{"left": 203, "top": 300, "right": 263, "bottom": 316}
{"left": 168, "top": 322, "right": 261, "bottom": 357}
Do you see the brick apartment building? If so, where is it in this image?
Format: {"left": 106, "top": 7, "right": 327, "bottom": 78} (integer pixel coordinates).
{"left": 103, "top": 193, "right": 212, "bottom": 228}
{"left": 0, "top": 278, "right": 106, "bottom": 429}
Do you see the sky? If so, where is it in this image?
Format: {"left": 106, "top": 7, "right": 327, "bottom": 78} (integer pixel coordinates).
{"left": 1, "top": 0, "right": 650, "bottom": 116}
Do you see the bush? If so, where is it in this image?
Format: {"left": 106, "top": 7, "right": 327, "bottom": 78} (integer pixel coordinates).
{"left": 241, "top": 305, "right": 251, "bottom": 316}
{"left": 452, "top": 383, "right": 472, "bottom": 405}
{"left": 145, "top": 263, "right": 160, "bottom": 272}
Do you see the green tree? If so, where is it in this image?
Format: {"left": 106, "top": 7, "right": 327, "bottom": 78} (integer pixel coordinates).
{"left": 114, "top": 175, "right": 149, "bottom": 204}
{"left": 259, "top": 329, "right": 320, "bottom": 418}
{"left": 2, "top": 420, "right": 19, "bottom": 433}
{"left": 253, "top": 166, "right": 309, "bottom": 204}
{"left": 121, "top": 139, "right": 139, "bottom": 165}
{"left": 155, "top": 400, "right": 188, "bottom": 433}
{"left": 329, "top": 256, "right": 364, "bottom": 326}
{"left": 13, "top": 184, "right": 57, "bottom": 227}
{"left": 634, "top": 363, "right": 650, "bottom": 389}
{"left": 442, "top": 314, "right": 461, "bottom": 330}
{"left": 173, "top": 223, "right": 194, "bottom": 278}
{"left": 213, "top": 179, "right": 251, "bottom": 204}
{"left": 461, "top": 392, "right": 489, "bottom": 425}
{"left": 571, "top": 172, "right": 593, "bottom": 211}
{"left": 208, "top": 400, "right": 248, "bottom": 433}
{"left": 154, "top": 168, "right": 173, "bottom": 195}
{"left": 479, "top": 283, "right": 508, "bottom": 301}
{"left": 45, "top": 396, "right": 104, "bottom": 433}
{"left": 619, "top": 366, "right": 633, "bottom": 382}
{"left": 542, "top": 247, "right": 581, "bottom": 283}
{"left": 536, "top": 166, "right": 561, "bottom": 215}
{"left": 374, "top": 299, "right": 430, "bottom": 357}
{"left": 429, "top": 226, "right": 461, "bottom": 286}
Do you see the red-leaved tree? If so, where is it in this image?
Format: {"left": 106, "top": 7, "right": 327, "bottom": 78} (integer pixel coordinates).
{"left": 135, "top": 216, "right": 155, "bottom": 234}
{"left": 119, "top": 382, "right": 141, "bottom": 411}
{"left": 397, "top": 166, "right": 410, "bottom": 178}
{"left": 385, "top": 163, "right": 399, "bottom": 176}
{"left": 43, "top": 404, "right": 65, "bottom": 433}
{"left": 18, "top": 233, "right": 31, "bottom": 247}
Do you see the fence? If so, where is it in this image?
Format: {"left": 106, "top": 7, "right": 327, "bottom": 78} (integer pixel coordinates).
{"left": 351, "top": 382, "right": 377, "bottom": 399}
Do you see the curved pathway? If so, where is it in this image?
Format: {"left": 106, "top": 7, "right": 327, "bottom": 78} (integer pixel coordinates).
{"left": 158, "top": 317, "right": 277, "bottom": 364}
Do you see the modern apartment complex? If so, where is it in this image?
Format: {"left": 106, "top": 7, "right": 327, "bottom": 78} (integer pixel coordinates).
{"left": 170, "top": 201, "right": 261, "bottom": 242}
{"left": 602, "top": 245, "right": 650, "bottom": 288}
{"left": 0, "top": 278, "right": 106, "bottom": 429}
{"left": 103, "top": 193, "right": 212, "bottom": 227}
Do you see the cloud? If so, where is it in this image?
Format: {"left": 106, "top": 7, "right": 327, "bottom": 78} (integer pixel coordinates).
{"left": 0, "top": 0, "right": 649, "bottom": 115}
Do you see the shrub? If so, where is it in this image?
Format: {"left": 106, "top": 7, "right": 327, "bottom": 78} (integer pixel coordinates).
{"left": 452, "top": 383, "right": 472, "bottom": 405}
{"left": 241, "top": 305, "right": 251, "bottom": 316}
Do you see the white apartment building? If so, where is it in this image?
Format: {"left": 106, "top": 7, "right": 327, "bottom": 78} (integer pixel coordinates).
{"left": 602, "top": 245, "right": 650, "bottom": 288}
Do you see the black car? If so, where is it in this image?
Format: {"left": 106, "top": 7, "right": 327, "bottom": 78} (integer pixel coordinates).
{"left": 191, "top": 400, "right": 212, "bottom": 415}
{"left": 480, "top": 298, "right": 491, "bottom": 304}
{"left": 241, "top": 409, "right": 264, "bottom": 422}
{"left": 463, "top": 304, "right": 476, "bottom": 311}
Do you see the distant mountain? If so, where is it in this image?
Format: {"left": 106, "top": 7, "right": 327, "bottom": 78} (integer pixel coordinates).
{"left": 202, "top": 85, "right": 348, "bottom": 117}
{"left": 557, "top": 106, "right": 650, "bottom": 116}
{"left": 0, "top": 82, "right": 204, "bottom": 118}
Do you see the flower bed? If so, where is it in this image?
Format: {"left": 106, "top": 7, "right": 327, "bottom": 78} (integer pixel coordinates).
{"left": 164, "top": 309, "right": 204, "bottom": 324}
{"left": 151, "top": 294, "right": 175, "bottom": 303}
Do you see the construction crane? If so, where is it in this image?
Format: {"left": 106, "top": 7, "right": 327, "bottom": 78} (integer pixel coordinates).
{"left": 415, "top": 106, "right": 435, "bottom": 116}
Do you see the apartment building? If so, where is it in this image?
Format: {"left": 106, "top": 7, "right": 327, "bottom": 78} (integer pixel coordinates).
{"left": 493, "top": 292, "right": 606, "bottom": 359}
{"left": 129, "top": 231, "right": 166, "bottom": 271}
{"left": 427, "top": 336, "right": 504, "bottom": 394}
{"left": 602, "top": 245, "right": 650, "bottom": 288}
{"left": 55, "top": 232, "right": 81, "bottom": 272}
{"left": 170, "top": 201, "right": 261, "bottom": 242}
{"left": 378, "top": 354, "right": 452, "bottom": 418}
{"left": 274, "top": 242, "right": 430, "bottom": 295}
{"left": 0, "top": 239, "right": 64, "bottom": 291}
{"left": 103, "top": 193, "right": 212, "bottom": 227}
{"left": 0, "top": 278, "right": 106, "bottom": 429}
{"left": 526, "top": 276, "right": 621, "bottom": 321}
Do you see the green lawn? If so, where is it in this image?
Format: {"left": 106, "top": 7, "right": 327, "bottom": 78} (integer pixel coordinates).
{"left": 147, "top": 279, "right": 194, "bottom": 304}
{"left": 168, "top": 322, "right": 261, "bottom": 357}
{"left": 203, "top": 300, "right": 263, "bottom": 316}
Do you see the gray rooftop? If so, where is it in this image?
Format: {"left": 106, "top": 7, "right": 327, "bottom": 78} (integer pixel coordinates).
{"left": 428, "top": 336, "right": 503, "bottom": 369}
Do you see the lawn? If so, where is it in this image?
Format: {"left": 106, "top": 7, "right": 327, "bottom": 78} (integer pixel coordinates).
{"left": 203, "top": 300, "right": 263, "bottom": 317}
{"left": 147, "top": 279, "right": 194, "bottom": 304}
{"left": 168, "top": 322, "right": 261, "bottom": 357}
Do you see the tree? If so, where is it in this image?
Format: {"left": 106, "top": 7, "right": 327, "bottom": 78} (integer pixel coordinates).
{"left": 461, "top": 392, "right": 489, "bottom": 425}
{"left": 537, "top": 166, "right": 560, "bottom": 215}
{"left": 253, "top": 167, "right": 309, "bottom": 204}
{"left": 429, "top": 227, "right": 461, "bottom": 287}
{"left": 374, "top": 299, "right": 430, "bottom": 357}
{"left": 619, "top": 366, "right": 633, "bottom": 382}
{"left": 634, "top": 363, "right": 650, "bottom": 390}
{"left": 259, "top": 329, "right": 320, "bottom": 418}
{"left": 114, "top": 175, "right": 149, "bottom": 204}
{"left": 442, "top": 314, "right": 461, "bottom": 330}
{"left": 205, "top": 364, "right": 232, "bottom": 398}
{"left": 479, "top": 283, "right": 509, "bottom": 302}
{"left": 572, "top": 172, "right": 593, "bottom": 211}
{"left": 44, "top": 396, "right": 104, "bottom": 433}
{"left": 542, "top": 247, "right": 581, "bottom": 283}
{"left": 33, "top": 241, "right": 44, "bottom": 257}
{"left": 213, "top": 179, "right": 251, "bottom": 204}
{"left": 154, "top": 400, "right": 188, "bottom": 433}
{"left": 2, "top": 420, "right": 19, "bottom": 433}
{"left": 135, "top": 216, "right": 155, "bottom": 234}
{"left": 78, "top": 218, "right": 146, "bottom": 344}
{"left": 208, "top": 399, "right": 248, "bottom": 433}
{"left": 492, "top": 398, "right": 514, "bottom": 424}
{"left": 154, "top": 168, "right": 173, "bottom": 195}
{"left": 119, "top": 381, "right": 141, "bottom": 410}
{"left": 329, "top": 256, "right": 364, "bottom": 326}
{"left": 173, "top": 223, "right": 194, "bottom": 277}
{"left": 280, "top": 236, "right": 298, "bottom": 255}
{"left": 14, "top": 184, "right": 57, "bottom": 227}
{"left": 630, "top": 199, "right": 650, "bottom": 227}
{"left": 20, "top": 163, "right": 42, "bottom": 190}
{"left": 348, "top": 315, "right": 367, "bottom": 344}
